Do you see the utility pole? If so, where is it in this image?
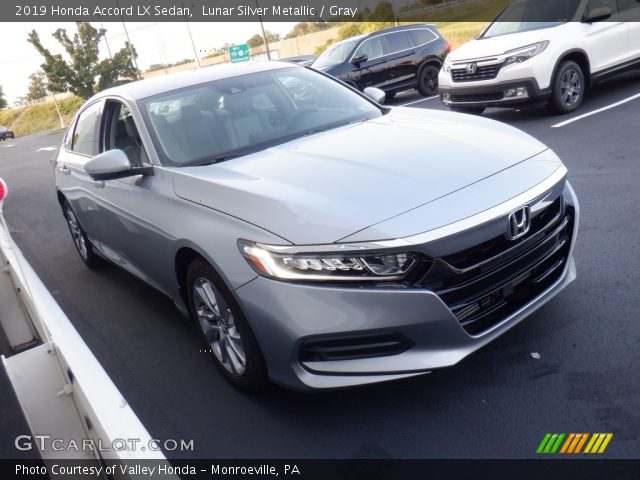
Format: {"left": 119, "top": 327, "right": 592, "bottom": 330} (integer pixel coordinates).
{"left": 255, "top": 0, "right": 271, "bottom": 60}
{"left": 101, "top": 22, "right": 113, "bottom": 60}
{"left": 185, "top": 22, "right": 201, "bottom": 68}
{"left": 50, "top": 92, "right": 65, "bottom": 128}
{"left": 115, "top": 0, "right": 140, "bottom": 78}
{"left": 182, "top": 0, "right": 201, "bottom": 68}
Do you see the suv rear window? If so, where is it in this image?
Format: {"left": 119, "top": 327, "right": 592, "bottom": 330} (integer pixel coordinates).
{"left": 384, "top": 32, "right": 412, "bottom": 54}
{"left": 408, "top": 28, "right": 437, "bottom": 46}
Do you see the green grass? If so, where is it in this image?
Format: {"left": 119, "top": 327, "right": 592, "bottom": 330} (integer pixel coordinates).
{"left": 0, "top": 96, "right": 82, "bottom": 138}
{"left": 437, "top": 21, "right": 489, "bottom": 49}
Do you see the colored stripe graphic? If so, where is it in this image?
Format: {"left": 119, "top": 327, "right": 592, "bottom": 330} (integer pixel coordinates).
{"left": 538, "top": 433, "right": 613, "bottom": 454}
{"left": 585, "top": 433, "right": 614, "bottom": 454}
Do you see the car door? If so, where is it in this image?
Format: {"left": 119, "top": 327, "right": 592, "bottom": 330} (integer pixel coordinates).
{"left": 56, "top": 100, "right": 107, "bottom": 244}
{"left": 380, "top": 31, "right": 418, "bottom": 89}
{"left": 581, "top": 0, "right": 630, "bottom": 72}
{"left": 619, "top": 0, "right": 640, "bottom": 62}
{"left": 88, "top": 98, "right": 175, "bottom": 293}
{"left": 348, "top": 35, "right": 391, "bottom": 90}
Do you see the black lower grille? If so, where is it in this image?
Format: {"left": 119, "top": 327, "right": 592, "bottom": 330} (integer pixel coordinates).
{"left": 300, "top": 334, "right": 412, "bottom": 362}
{"left": 450, "top": 92, "right": 504, "bottom": 103}
{"left": 418, "top": 197, "right": 574, "bottom": 335}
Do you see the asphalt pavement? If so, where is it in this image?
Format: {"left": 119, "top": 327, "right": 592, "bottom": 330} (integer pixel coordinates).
{"left": 1, "top": 71, "right": 638, "bottom": 459}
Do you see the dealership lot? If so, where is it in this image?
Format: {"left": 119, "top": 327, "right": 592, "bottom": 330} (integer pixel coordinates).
{"left": 1, "top": 71, "right": 638, "bottom": 458}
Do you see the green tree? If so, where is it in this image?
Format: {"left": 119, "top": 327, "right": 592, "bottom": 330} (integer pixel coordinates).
{"left": 27, "top": 22, "right": 139, "bottom": 100}
{"left": 26, "top": 71, "right": 49, "bottom": 101}
{"left": 284, "top": 22, "right": 333, "bottom": 39}
{"left": 368, "top": 1, "right": 397, "bottom": 22}
{"left": 0, "top": 86, "right": 7, "bottom": 110}
{"left": 246, "top": 31, "right": 280, "bottom": 48}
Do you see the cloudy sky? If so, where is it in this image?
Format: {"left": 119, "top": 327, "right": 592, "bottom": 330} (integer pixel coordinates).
{"left": 0, "top": 21, "right": 298, "bottom": 104}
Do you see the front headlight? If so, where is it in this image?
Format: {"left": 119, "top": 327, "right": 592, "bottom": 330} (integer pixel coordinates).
{"left": 238, "top": 240, "right": 417, "bottom": 282}
{"left": 503, "top": 41, "right": 549, "bottom": 67}
{"left": 442, "top": 59, "right": 451, "bottom": 73}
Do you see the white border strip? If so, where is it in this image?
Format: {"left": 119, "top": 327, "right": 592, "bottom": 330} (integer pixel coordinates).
{"left": 551, "top": 92, "right": 640, "bottom": 128}
{"left": 398, "top": 95, "right": 439, "bottom": 107}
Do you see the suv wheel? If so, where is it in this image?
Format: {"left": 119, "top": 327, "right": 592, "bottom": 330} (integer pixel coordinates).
{"left": 186, "top": 258, "right": 268, "bottom": 391}
{"left": 417, "top": 65, "right": 440, "bottom": 96}
{"left": 549, "top": 60, "right": 585, "bottom": 114}
{"left": 64, "top": 202, "right": 101, "bottom": 268}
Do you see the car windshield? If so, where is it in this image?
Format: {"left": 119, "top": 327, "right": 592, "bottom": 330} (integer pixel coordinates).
{"left": 482, "top": 0, "right": 581, "bottom": 38}
{"left": 139, "top": 67, "right": 383, "bottom": 167}
{"left": 312, "top": 39, "right": 359, "bottom": 69}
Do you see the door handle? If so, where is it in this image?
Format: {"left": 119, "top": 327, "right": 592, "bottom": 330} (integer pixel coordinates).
{"left": 89, "top": 180, "right": 105, "bottom": 188}
{"left": 59, "top": 165, "right": 71, "bottom": 175}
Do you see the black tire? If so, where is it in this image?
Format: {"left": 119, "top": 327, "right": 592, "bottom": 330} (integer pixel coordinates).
{"left": 548, "top": 60, "right": 585, "bottom": 114}
{"left": 448, "top": 106, "right": 485, "bottom": 115}
{"left": 186, "top": 258, "right": 267, "bottom": 391}
{"left": 417, "top": 64, "right": 440, "bottom": 97}
{"left": 385, "top": 92, "right": 396, "bottom": 101}
{"left": 63, "top": 201, "right": 102, "bottom": 268}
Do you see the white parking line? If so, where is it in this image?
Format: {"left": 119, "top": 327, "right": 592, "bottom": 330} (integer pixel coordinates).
{"left": 551, "top": 92, "right": 640, "bottom": 128}
{"left": 398, "top": 95, "right": 439, "bottom": 107}
{"left": 36, "top": 147, "right": 58, "bottom": 152}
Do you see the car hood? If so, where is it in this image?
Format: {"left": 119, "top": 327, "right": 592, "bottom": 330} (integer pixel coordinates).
{"left": 172, "top": 108, "right": 548, "bottom": 244}
{"left": 448, "top": 26, "right": 561, "bottom": 61}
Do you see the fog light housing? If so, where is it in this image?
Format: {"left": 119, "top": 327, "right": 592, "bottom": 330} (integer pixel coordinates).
{"left": 504, "top": 87, "right": 528, "bottom": 98}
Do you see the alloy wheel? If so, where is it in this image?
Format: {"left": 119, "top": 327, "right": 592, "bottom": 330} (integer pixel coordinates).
{"left": 560, "top": 68, "right": 582, "bottom": 107}
{"left": 192, "top": 277, "right": 247, "bottom": 376}
{"left": 66, "top": 207, "right": 88, "bottom": 260}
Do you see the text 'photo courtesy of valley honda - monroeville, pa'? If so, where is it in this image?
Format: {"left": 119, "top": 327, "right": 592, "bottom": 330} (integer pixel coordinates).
{"left": 55, "top": 62, "right": 578, "bottom": 391}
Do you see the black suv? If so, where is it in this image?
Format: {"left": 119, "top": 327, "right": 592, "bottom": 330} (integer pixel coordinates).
{"left": 312, "top": 24, "right": 450, "bottom": 99}
{"left": 0, "top": 126, "right": 15, "bottom": 141}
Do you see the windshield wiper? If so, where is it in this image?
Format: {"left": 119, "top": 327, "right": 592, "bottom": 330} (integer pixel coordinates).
{"left": 182, "top": 151, "right": 252, "bottom": 167}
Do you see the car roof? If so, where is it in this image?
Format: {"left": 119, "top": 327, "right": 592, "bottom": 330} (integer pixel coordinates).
{"left": 330, "top": 23, "right": 434, "bottom": 48}
{"left": 94, "top": 61, "right": 297, "bottom": 102}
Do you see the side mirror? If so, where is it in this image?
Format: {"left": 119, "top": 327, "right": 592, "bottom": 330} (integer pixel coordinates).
{"left": 84, "top": 149, "right": 151, "bottom": 180}
{"left": 351, "top": 54, "right": 368, "bottom": 65}
{"left": 582, "top": 7, "right": 612, "bottom": 22}
{"left": 363, "top": 87, "right": 386, "bottom": 104}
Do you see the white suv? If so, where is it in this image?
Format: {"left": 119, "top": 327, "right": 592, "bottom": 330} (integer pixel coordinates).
{"left": 439, "top": 0, "right": 640, "bottom": 114}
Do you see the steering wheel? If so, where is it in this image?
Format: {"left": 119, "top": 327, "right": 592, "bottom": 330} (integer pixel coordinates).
{"left": 286, "top": 108, "right": 318, "bottom": 130}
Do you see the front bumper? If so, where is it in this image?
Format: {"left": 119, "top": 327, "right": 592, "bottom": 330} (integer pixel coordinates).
{"left": 439, "top": 78, "right": 551, "bottom": 108}
{"left": 235, "top": 182, "right": 579, "bottom": 391}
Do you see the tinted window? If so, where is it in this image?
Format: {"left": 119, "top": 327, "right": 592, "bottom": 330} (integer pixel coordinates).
{"left": 312, "top": 39, "right": 359, "bottom": 69}
{"left": 72, "top": 102, "right": 101, "bottom": 155}
{"left": 483, "top": 0, "right": 581, "bottom": 37}
{"left": 619, "top": 0, "right": 640, "bottom": 10}
{"left": 383, "top": 32, "right": 412, "bottom": 54}
{"left": 587, "top": 0, "right": 619, "bottom": 13}
{"left": 408, "top": 28, "right": 437, "bottom": 46}
{"left": 353, "top": 36, "right": 385, "bottom": 59}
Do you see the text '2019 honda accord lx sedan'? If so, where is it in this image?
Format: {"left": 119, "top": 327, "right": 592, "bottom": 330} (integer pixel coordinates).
{"left": 54, "top": 62, "right": 578, "bottom": 391}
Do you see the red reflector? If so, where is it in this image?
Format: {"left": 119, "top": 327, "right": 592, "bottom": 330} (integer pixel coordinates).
{"left": 0, "top": 180, "right": 6, "bottom": 202}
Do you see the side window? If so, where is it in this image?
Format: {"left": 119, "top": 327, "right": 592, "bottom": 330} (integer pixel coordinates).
{"left": 408, "top": 28, "right": 437, "bottom": 46}
{"left": 103, "top": 101, "right": 148, "bottom": 167}
{"left": 62, "top": 124, "right": 74, "bottom": 149}
{"left": 353, "top": 36, "right": 385, "bottom": 60}
{"left": 586, "top": 0, "right": 619, "bottom": 13}
{"left": 618, "top": 0, "right": 640, "bottom": 11}
{"left": 383, "top": 32, "right": 412, "bottom": 55}
{"left": 72, "top": 102, "right": 102, "bottom": 156}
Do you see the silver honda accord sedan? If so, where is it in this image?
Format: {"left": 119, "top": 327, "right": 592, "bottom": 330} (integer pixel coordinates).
{"left": 54, "top": 62, "right": 578, "bottom": 391}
